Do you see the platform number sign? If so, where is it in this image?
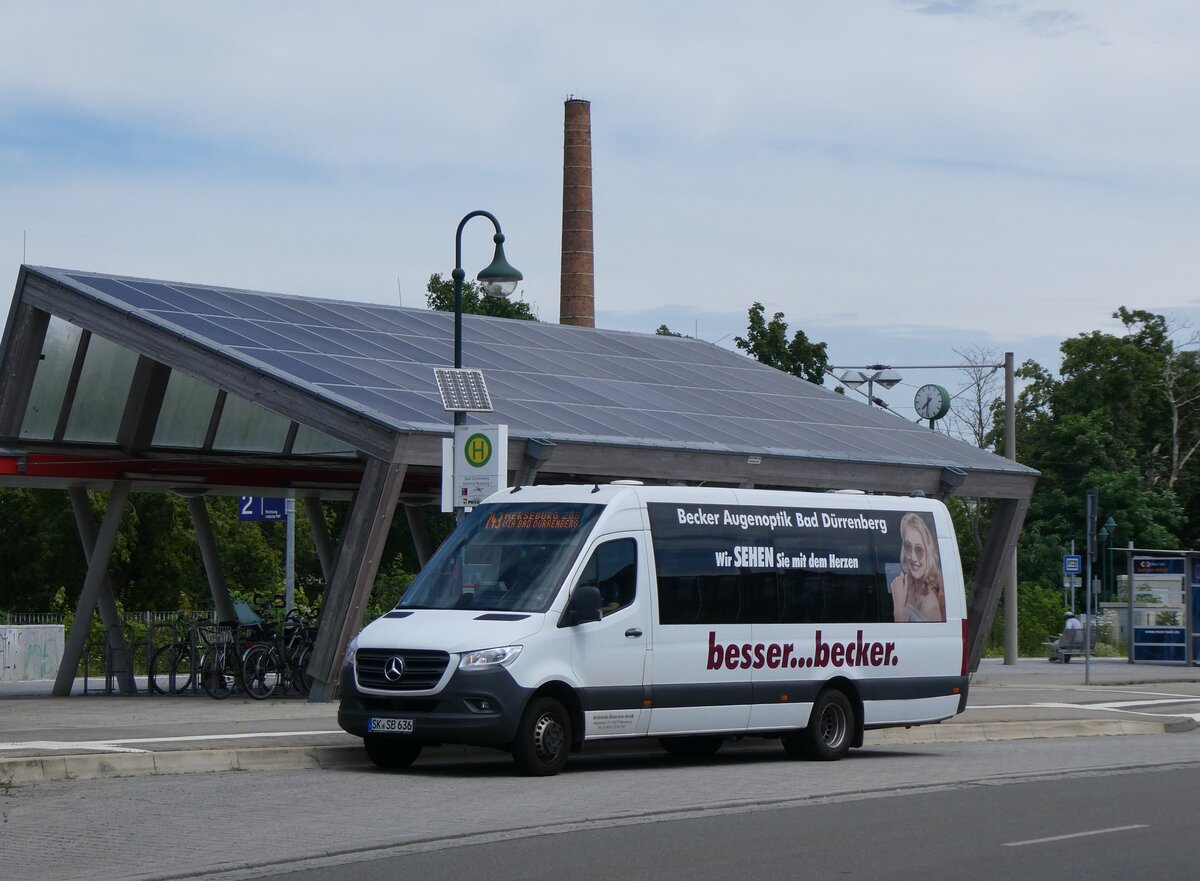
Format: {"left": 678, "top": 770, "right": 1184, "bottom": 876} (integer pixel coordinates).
{"left": 239, "top": 497, "right": 287, "bottom": 521}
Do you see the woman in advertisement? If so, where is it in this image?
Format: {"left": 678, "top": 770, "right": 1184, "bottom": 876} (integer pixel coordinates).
{"left": 890, "top": 512, "right": 945, "bottom": 622}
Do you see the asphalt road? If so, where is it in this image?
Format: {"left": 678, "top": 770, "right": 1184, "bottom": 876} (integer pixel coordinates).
{"left": 283, "top": 765, "right": 1200, "bottom": 881}
{"left": 6, "top": 731, "right": 1200, "bottom": 881}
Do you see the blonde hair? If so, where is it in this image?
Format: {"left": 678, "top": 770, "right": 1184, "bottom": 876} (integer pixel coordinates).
{"left": 900, "top": 512, "right": 943, "bottom": 597}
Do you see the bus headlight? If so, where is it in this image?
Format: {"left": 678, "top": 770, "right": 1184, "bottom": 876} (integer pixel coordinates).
{"left": 343, "top": 635, "right": 359, "bottom": 667}
{"left": 459, "top": 645, "right": 522, "bottom": 669}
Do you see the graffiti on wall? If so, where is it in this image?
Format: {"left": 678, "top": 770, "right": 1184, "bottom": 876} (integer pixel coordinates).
{"left": 0, "top": 626, "right": 66, "bottom": 682}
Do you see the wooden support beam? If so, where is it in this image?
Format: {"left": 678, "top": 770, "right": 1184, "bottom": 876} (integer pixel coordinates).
{"left": 116, "top": 356, "right": 171, "bottom": 453}
{"left": 307, "top": 455, "right": 406, "bottom": 701}
{"left": 0, "top": 300, "right": 49, "bottom": 439}
{"left": 966, "top": 496, "right": 1030, "bottom": 671}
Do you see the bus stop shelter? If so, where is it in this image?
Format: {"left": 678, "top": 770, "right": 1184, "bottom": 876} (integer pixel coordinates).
{"left": 0, "top": 266, "right": 1039, "bottom": 699}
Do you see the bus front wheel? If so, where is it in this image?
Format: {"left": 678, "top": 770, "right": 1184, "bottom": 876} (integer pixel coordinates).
{"left": 512, "top": 696, "right": 572, "bottom": 776}
{"left": 364, "top": 736, "right": 422, "bottom": 770}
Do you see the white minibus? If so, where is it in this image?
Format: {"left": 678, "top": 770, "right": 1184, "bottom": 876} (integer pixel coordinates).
{"left": 338, "top": 483, "right": 969, "bottom": 775}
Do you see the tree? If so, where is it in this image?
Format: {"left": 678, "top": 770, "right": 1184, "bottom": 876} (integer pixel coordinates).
{"left": 655, "top": 325, "right": 684, "bottom": 337}
{"left": 425, "top": 273, "right": 537, "bottom": 320}
{"left": 733, "top": 302, "right": 829, "bottom": 385}
{"left": 1007, "top": 308, "right": 1200, "bottom": 593}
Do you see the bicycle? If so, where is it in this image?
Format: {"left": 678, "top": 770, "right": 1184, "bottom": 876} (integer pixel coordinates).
{"left": 241, "top": 609, "right": 315, "bottom": 699}
{"left": 196, "top": 622, "right": 241, "bottom": 699}
{"left": 151, "top": 619, "right": 214, "bottom": 700}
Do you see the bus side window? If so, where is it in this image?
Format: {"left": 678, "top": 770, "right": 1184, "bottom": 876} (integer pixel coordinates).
{"left": 576, "top": 539, "right": 637, "bottom": 617}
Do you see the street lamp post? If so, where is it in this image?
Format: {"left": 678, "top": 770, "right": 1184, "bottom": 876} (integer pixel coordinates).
{"left": 449, "top": 210, "right": 522, "bottom": 519}
{"left": 1100, "top": 516, "right": 1117, "bottom": 602}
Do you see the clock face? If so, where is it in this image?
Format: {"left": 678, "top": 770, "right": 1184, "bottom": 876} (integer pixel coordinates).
{"left": 915, "top": 384, "right": 950, "bottom": 420}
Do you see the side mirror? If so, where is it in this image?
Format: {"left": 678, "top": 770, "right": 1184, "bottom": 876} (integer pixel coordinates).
{"left": 561, "top": 585, "right": 602, "bottom": 627}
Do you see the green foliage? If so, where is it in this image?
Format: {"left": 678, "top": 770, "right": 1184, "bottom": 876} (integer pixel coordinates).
{"left": 733, "top": 302, "right": 829, "bottom": 385}
{"left": 425, "top": 273, "right": 537, "bottom": 320}
{"left": 365, "top": 559, "right": 417, "bottom": 622}
{"left": 1010, "top": 306, "right": 1200, "bottom": 592}
{"left": 655, "top": 324, "right": 684, "bottom": 337}
{"left": 986, "top": 581, "right": 1067, "bottom": 656}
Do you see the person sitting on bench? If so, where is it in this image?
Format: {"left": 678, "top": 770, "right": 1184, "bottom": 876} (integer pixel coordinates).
{"left": 1048, "top": 611, "right": 1085, "bottom": 663}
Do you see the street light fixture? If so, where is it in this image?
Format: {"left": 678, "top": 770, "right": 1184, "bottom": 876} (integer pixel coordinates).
{"left": 452, "top": 210, "right": 523, "bottom": 372}
{"left": 445, "top": 210, "right": 522, "bottom": 521}
{"left": 837, "top": 365, "right": 903, "bottom": 408}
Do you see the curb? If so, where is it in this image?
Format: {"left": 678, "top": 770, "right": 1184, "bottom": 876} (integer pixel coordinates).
{"left": 3, "top": 718, "right": 1193, "bottom": 785}
{"left": 0, "top": 745, "right": 368, "bottom": 785}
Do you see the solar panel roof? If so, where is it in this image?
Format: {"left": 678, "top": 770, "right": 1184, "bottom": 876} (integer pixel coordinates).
{"left": 12, "top": 267, "right": 1037, "bottom": 484}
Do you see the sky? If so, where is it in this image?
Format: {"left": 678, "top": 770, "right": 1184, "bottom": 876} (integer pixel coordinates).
{"left": 2, "top": 1, "right": 1199, "bottom": 425}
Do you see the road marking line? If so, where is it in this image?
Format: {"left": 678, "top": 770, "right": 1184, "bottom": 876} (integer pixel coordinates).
{"left": 1004, "top": 825, "right": 1148, "bottom": 847}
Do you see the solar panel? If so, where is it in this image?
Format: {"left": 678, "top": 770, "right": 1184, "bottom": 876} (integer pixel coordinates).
{"left": 33, "top": 267, "right": 1038, "bottom": 478}
{"left": 433, "top": 368, "right": 493, "bottom": 412}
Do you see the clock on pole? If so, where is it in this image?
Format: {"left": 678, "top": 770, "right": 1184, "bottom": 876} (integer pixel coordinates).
{"left": 914, "top": 383, "right": 950, "bottom": 426}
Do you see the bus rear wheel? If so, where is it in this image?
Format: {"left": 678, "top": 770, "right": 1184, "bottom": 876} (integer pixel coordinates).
{"left": 782, "top": 688, "right": 854, "bottom": 761}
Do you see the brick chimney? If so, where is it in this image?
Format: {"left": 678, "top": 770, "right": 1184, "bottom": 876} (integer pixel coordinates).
{"left": 560, "top": 98, "right": 595, "bottom": 327}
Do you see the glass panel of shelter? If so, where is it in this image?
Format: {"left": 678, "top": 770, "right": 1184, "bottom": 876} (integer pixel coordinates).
{"left": 211, "top": 394, "right": 292, "bottom": 453}
{"left": 62, "top": 333, "right": 139, "bottom": 443}
{"left": 152, "top": 370, "right": 221, "bottom": 448}
{"left": 20, "top": 316, "right": 83, "bottom": 440}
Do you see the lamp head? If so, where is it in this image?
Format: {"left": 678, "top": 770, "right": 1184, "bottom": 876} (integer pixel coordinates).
{"left": 838, "top": 369, "right": 868, "bottom": 389}
{"left": 872, "top": 368, "right": 902, "bottom": 390}
{"left": 477, "top": 233, "right": 523, "bottom": 299}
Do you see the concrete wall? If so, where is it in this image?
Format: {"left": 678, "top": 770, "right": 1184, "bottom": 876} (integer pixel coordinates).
{"left": 0, "top": 625, "right": 65, "bottom": 681}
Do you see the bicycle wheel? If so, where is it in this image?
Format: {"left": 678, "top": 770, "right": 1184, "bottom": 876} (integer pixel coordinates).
{"left": 199, "top": 647, "right": 235, "bottom": 699}
{"left": 150, "top": 644, "right": 195, "bottom": 695}
{"left": 241, "top": 644, "right": 280, "bottom": 700}
{"left": 290, "top": 644, "right": 311, "bottom": 696}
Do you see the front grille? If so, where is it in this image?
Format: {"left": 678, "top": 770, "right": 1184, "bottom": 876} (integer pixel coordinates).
{"left": 356, "top": 648, "right": 449, "bottom": 691}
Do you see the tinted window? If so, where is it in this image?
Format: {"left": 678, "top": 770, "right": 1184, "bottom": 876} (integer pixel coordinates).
{"left": 574, "top": 538, "right": 637, "bottom": 616}
{"left": 649, "top": 502, "right": 922, "bottom": 625}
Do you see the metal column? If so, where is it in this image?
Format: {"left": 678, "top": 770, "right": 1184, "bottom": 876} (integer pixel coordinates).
{"left": 53, "top": 482, "right": 131, "bottom": 696}
{"left": 68, "top": 487, "right": 137, "bottom": 695}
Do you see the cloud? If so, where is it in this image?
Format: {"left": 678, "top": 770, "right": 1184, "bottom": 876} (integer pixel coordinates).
{"left": 1, "top": 0, "right": 1198, "bottom": 383}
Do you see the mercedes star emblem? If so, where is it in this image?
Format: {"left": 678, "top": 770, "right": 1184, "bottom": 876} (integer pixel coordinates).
{"left": 383, "top": 656, "right": 405, "bottom": 681}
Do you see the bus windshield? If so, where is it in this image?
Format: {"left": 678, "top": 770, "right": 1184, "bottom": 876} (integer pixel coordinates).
{"left": 397, "top": 503, "right": 604, "bottom": 613}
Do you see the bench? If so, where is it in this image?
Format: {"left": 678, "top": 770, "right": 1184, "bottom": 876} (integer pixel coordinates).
{"left": 1043, "top": 626, "right": 1087, "bottom": 663}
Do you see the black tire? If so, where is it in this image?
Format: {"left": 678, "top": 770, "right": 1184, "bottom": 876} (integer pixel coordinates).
{"left": 199, "top": 648, "right": 235, "bottom": 699}
{"left": 512, "top": 696, "right": 572, "bottom": 776}
{"left": 658, "top": 735, "right": 724, "bottom": 760}
{"left": 241, "top": 644, "right": 280, "bottom": 700}
{"left": 1063, "top": 654, "right": 1072, "bottom": 663}
{"left": 364, "top": 736, "right": 422, "bottom": 770}
{"left": 149, "top": 644, "right": 194, "bottom": 695}
{"left": 291, "top": 645, "right": 312, "bottom": 696}
{"left": 782, "top": 688, "right": 854, "bottom": 761}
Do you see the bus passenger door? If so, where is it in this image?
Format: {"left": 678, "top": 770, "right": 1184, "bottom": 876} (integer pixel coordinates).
{"left": 648, "top": 574, "right": 752, "bottom": 736}
{"left": 568, "top": 536, "right": 651, "bottom": 738}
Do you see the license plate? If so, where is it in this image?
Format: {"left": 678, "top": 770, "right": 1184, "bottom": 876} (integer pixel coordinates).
{"left": 368, "top": 717, "right": 414, "bottom": 733}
